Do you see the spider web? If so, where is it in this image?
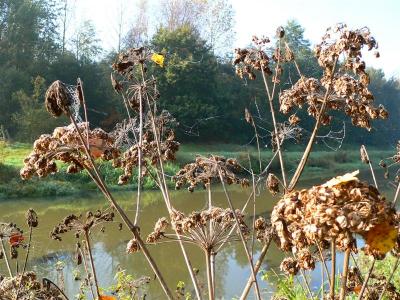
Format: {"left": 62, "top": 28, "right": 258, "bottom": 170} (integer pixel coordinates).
{"left": 65, "top": 84, "right": 83, "bottom": 123}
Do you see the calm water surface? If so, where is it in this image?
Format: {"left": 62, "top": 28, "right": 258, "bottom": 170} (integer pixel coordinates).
{"left": 0, "top": 172, "right": 394, "bottom": 299}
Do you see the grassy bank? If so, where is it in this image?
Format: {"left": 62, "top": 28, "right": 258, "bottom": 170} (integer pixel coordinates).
{"left": 0, "top": 142, "right": 395, "bottom": 199}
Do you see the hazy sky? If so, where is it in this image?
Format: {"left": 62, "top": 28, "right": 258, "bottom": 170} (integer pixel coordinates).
{"left": 72, "top": 0, "right": 400, "bottom": 78}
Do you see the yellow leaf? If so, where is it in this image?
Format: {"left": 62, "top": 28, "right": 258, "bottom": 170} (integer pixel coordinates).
{"left": 363, "top": 221, "right": 398, "bottom": 255}
{"left": 151, "top": 53, "right": 164, "bottom": 67}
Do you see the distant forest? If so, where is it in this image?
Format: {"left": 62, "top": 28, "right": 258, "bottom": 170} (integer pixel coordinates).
{"left": 0, "top": 0, "right": 399, "bottom": 147}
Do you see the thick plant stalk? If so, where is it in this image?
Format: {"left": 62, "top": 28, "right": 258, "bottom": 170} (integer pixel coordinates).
{"left": 205, "top": 249, "right": 214, "bottom": 300}
{"left": 392, "top": 181, "right": 400, "bottom": 206}
{"left": 239, "top": 240, "right": 271, "bottom": 300}
{"left": 1, "top": 237, "right": 12, "bottom": 277}
{"left": 329, "top": 240, "right": 336, "bottom": 300}
{"left": 67, "top": 112, "right": 174, "bottom": 299}
{"left": 219, "top": 172, "right": 262, "bottom": 300}
{"left": 378, "top": 256, "right": 400, "bottom": 300}
{"left": 288, "top": 58, "right": 338, "bottom": 191}
{"left": 80, "top": 245, "right": 96, "bottom": 300}
{"left": 358, "top": 258, "right": 375, "bottom": 300}
{"left": 84, "top": 231, "right": 100, "bottom": 299}
{"left": 210, "top": 251, "right": 216, "bottom": 297}
{"left": 361, "top": 145, "right": 378, "bottom": 189}
{"left": 260, "top": 69, "right": 286, "bottom": 187}
{"left": 316, "top": 242, "right": 331, "bottom": 289}
{"left": 22, "top": 226, "right": 33, "bottom": 274}
{"left": 15, "top": 226, "right": 34, "bottom": 300}
{"left": 140, "top": 68, "right": 203, "bottom": 300}
{"left": 134, "top": 86, "right": 144, "bottom": 225}
{"left": 339, "top": 248, "right": 351, "bottom": 300}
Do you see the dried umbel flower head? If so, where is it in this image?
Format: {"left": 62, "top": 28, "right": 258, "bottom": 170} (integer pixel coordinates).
{"left": 147, "top": 207, "right": 249, "bottom": 252}
{"left": 266, "top": 173, "right": 280, "bottom": 195}
{"left": 25, "top": 208, "right": 38, "bottom": 228}
{"left": 116, "top": 113, "right": 179, "bottom": 185}
{"left": 111, "top": 47, "right": 162, "bottom": 111}
{"left": 279, "top": 24, "right": 387, "bottom": 130}
{"left": 50, "top": 210, "right": 114, "bottom": 241}
{"left": 280, "top": 257, "right": 300, "bottom": 276}
{"left": 271, "top": 171, "right": 397, "bottom": 263}
{"left": 126, "top": 238, "right": 140, "bottom": 254}
{"left": 233, "top": 36, "right": 272, "bottom": 80}
{"left": 45, "top": 80, "right": 73, "bottom": 117}
{"left": 254, "top": 217, "right": 276, "bottom": 244}
{"left": 173, "top": 155, "right": 249, "bottom": 192}
{"left": 0, "top": 272, "right": 65, "bottom": 299}
{"left": 20, "top": 123, "right": 119, "bottom": 180}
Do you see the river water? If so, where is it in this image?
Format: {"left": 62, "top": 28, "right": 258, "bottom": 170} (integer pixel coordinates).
{"left": 0, "top": 173, "right": 394, "bottom": 299}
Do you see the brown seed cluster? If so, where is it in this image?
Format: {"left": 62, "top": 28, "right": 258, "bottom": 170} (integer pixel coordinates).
{"left": 254, "top": 217, "right": 275, "bottom": 245}
{"left": 271, "top": 171, "right": 397, "bottom": 271}
{"left": 266, "top": 173, "right": 280, "bottom": 195}
{"left": 111, "top": 47, "right": 160, "bottom": 111}
{"left": 173, "top": 155, "right": 249, "bottom": 192}
{"left": 20, "top": 123, "right": 118, "bottom": 180}
{"left": 0, "top": 272, "right": 65, "bottom": 300}
{"left": 147, "top": 207, "right": 249, "bottom": 251}
{"left": 233, "top": 32, "right": 292, "bottom": 81}
{"left": 50, "top": 210, "right": 114, "bottom": 241}
{"left": 25, "top": 208, "right": 38, "bottom": 228}
{"left": 279, "top": 24, "right": 387, "bottom": 130}
{"left": 45, "top": 80, "right": 73, "bottom": 117}
{"left": 117, "top": 128, "right": 179, "bottom": 185}
{"left": 126, "top": 238, "right": 141, "bottom": 254}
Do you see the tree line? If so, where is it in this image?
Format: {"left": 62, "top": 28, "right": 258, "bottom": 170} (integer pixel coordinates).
{"left": 0, "top": 0, "right": 399, "bottom": 148}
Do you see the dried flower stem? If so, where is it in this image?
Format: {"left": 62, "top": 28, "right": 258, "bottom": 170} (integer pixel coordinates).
{"left": 392, "top": 181, "right": 400, "bottom": 206}
{"left": 240, "top": 239, "right": 272, "bottom": 300}
{"left": 260, "top": 61, "right": 287, "bottom": 187}
{"left": 288, "top": 57, "right": 338, "bottom": 191}
{"left": 80, "top": 245, "right": 96, "bottom": 300}
{"left": 361, "top": 145, "right": 378, "bottom": 189}
{"left": 134, "top": 83, "right": 144, "bottom": 225}
{"left": 316, "top": 242, "right": 331, "bottom": 289}
{"left": 0, "top": 237, "right": 12, "bottom": 277}
{"left": 358, "top": 258, "right": 375, "bottom": 300}
{"left": 210, "top": 251, "right": 216, "bottom": 297}
{"left": 22, "top": 226, "right": 33, "bottom": 274}
{"left": 339, "top": 248, "right": 351, "bottom": 300}
{"left": 205, "top": 249, "right": 214, "bottom": 300}
{"left": 378, "top": 256, "right": 400, "bottom": 300}
{"left": 14, "top": 226, "right": 34, "bottom": 300}
{"left": 330, "top": 240, "right": 336, "bottom": 300}
{"left": 84, "top": 231, "right": 100, "bottom": 299}
{"left": 67, "top": 111, "right": 174, "bottom": 299}
{"left": 140, "top": 67, "right": 203, "bottom": 300}
{"left": 219, "top": 171, "right": 262, "bottom": 300}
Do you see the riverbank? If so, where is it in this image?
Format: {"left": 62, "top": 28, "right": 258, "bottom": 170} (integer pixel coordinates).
{"left": 0, "top": 142, "right": 395, "bottom": 199}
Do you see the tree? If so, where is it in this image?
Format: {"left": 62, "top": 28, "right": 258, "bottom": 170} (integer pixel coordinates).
{"left": 200, "top": 0, "right": 235, "bottom": 55}
{"left": 70, "top": 20, "right": 101, "bottom": 63}
{"left": 151, "top": 25, "right": 222, "bottom": 140}
{"left": 124, "top": 0, "right": 149, "bottom": 48}
{"left": 158, "top": 0, "right": 206, "bottom": 31}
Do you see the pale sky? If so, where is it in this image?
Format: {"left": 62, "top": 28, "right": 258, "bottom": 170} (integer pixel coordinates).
{"left": 70, "top": 0, "right": 400, "bottom": 78}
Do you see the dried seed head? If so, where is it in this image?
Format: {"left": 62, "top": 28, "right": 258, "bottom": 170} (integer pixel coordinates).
{"left": 266, "top": 173, "right": 280, "bottom": 195}
{"left": 45, "top": 80, "right": 73, "bottom": 117}
{"left": 126, "top": 238, "right": 140, "bottom": 253}
{"left": 25, "top": 208, "right": 38, "bottom": 228}
{"left": 280, "top": 257, "right": 300, "bottom": 275}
